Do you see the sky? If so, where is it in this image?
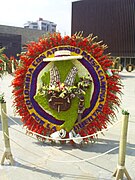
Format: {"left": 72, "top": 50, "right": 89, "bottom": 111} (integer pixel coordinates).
{"left": 0, "top": 0, "right": 78, "bottom": 36}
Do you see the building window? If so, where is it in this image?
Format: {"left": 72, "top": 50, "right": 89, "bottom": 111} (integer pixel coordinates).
{"left": 31, "top": 22, "right": 38, "bottom": 25}
{"left": 41, "top": 22, "right": 47, "bottom": 26}
{"left": 52, "top": 25, "right": 56, "bottom": 28}
{"left": 24, "top": 26, "right": 29, "bottom": 29}
{"left": 32, "top": 26, "right": 38, "bottom": 29}
{"left": 47, "top": 25, "right": 50, "bottom": 31}
{"left": 41, "top": 27, "right": 46, "bottom": 31}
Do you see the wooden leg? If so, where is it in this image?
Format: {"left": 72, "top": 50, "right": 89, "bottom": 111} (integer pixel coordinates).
{"left": 1, "top": 102, "right": 14, "bottom": 166}
{"left": 113, "top": 167, "right": 132, "bottom": 180}
{"left": 124, "top": 168, "right": 132, "bottom": 180}
{"left": 115, "top": 169, "right": 123, "bottom": 180}
{"left": 1, "top": 151, "right": 14, "bottom": 165}
{"left": 113, "top": 169, "right": 117, "bottom": 177}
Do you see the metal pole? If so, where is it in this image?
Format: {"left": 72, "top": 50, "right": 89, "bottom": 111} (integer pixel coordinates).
{"left": 1, "top": 102, "right": 14, "bottom": 165}
{"left": 113, "top": 111, "right": 131, "bottom": 180}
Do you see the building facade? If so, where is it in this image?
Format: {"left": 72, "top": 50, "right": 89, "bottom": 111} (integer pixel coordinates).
{"left": 0, "top": 24, "right": 48, "bottom": 58}
{"left": 24, "top": 18, "right": 57, "bottom": 33}
{"left": 71, "top": 0, "right": 135, "bottom": 69}
{"left": 0, "top": 33, "right": 21, "bottom": 58}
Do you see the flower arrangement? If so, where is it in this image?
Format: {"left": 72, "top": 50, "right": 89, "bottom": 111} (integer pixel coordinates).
{"left": 0, "top": 47, "right": 19, "bottom": 76}
{"left": 12, "top": 32, "right": 122, "bottom": 144}
{"left": 39, "top": 75, "right": 92, "bottom": 99}
{"left": 37, "top": 75, "right": 92, "bottom": 113}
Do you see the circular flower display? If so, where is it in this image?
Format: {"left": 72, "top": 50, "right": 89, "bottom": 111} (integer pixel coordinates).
{"left": 12, "top": 33, "right": 122, "bottom": 144}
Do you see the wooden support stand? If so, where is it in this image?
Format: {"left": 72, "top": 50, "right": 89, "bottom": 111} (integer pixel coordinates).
{"left": 113, "top": 113, "right": 131, "bottom": 180}
{"left": 0, "top": 102, "right": 14, "bottom": 165}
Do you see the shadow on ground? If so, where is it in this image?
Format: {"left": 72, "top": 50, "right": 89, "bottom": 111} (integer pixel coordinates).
{"left": 33, "top": 137, "right": 135, "bottom": 157}
{"left": 1, "top": 159, "right": 96, "bottom": 180}
{"left": 0, "top": 116, "right": 22, "bottom": 131}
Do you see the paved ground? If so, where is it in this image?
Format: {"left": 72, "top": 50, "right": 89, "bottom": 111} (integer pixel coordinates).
{"left": 0, "top": 69, "right": 135, "bottom": 180}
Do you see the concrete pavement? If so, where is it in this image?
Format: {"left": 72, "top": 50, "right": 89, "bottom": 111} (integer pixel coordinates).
{"left": 0, "top": 69, "right": 135, "bottom": 180}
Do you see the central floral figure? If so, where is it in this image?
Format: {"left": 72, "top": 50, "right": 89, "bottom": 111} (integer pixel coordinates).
{"left": 34, "top": 50, "right": 93, "bottom": 134}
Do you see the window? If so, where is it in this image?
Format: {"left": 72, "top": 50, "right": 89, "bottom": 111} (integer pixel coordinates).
{"left": 31, "top": 22, "right": 38, "bottom": 25}
{"left": 41, "top": 26, "right": 46, "bottom": 31}
{"left": 41, "top": 22, "right": 47, "bottom": 26}
{"left": 32, "top": 26, "right": 38, "bottom": 29}
{"left": 47, "top": 25, "right": 49, "bottom": 31}
{"left": 24, "top": 26, "right": 29, "bottom": 29}
{"left": 52, "top": 25, "right": 56, "bottom": 28}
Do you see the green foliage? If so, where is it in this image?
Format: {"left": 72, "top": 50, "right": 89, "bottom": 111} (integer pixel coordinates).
{"left": 41, "top": 72, "right": 50, "bottom": 86}
{"left": 0, "top": 47, "right": 9, "bottom": 76}
{"left": 0, "top": 47, "right": 8, "bottom": 63}
{"left": 0, "top": 47, "right": 5, "bottom": 55}
{"left": 34, "top": 93, "right": 79, "bottom": 132}
{"left": 0, "top": 93, "right": 5, "bottom": 103}
{"left": 122, "top": 109, "right": 129, "bottom": 115}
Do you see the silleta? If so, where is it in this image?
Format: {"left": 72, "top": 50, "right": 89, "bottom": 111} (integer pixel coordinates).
{"left": 23, "top": 46, "right": 107, "bottom": 131}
